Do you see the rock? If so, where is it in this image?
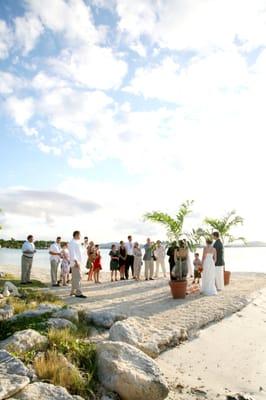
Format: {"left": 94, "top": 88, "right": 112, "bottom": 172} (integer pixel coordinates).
{"left": 12, "top": 304, "right": 61, "bottom": 320}
{"left": 0, "top": 329, "right": 48, "bottom": 352}
{"left": 47, "top": 318, "right": 77, "bottom": 330}
{"left": 3, "top": 286, "right": 10, "bottom": 297}
{"left": 0, "top": 350, "right": 31, "bottom": 378}
{"left": 9, "top": 382, "right": 81, "bottom": 399}
{"left": 0, "top": 373, "right": 29, "bottom": 400}
{"left": 96, "top": 341, "right": 169, "bottom": 400}
{"left": 0, "top": 294, "right": 4, "bottom": 299}
{"left": 0, "top": 304, "right": 14, "bottom": 321}
{"left": 83, "top": 310, "right": 127, "bottom": 329}
{"left": 4, "top": 281, "right": 20, "bottom": 297}
{"left": 226, "top": 395, "right": 255, "bottom": 400}
{"left": 53, "top": 308, "right": 79, "bottom": 323}
{"left": 109, "top": 317, "right": 182, "bottom": 358}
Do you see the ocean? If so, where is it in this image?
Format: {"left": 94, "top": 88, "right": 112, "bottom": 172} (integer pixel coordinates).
{"left": 0, "top": 247, "right": 265, "bottom": 274}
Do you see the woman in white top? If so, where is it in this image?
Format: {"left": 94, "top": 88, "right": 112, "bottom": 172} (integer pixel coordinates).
{"left": 154, "top": 240, "right": 166, "bottom": 278}
{"left": 201, "top": 238, "right": 217, "bottom": 296}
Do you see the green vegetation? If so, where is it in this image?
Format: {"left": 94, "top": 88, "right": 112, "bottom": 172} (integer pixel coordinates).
{"left": 0, "top": 273, "right": 47, "bottom": 289}
{"left": 203, "top": 210, "right": 246, "bottom": 244}
{"left": 0, "top": 238, "right": 53, "bottom": 249}
{"left": 0, "top": 287, "right": 97, "bottom": 398}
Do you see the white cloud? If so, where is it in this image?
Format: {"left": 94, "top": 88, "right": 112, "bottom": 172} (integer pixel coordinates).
{"left": 49, "top": 45, "right": 127, "bottom": 90}
{"left": 26, "top": 0, "right": 102, "bottom": 45}
{"left": 14, "top": 13, "right": 43, "bottom": 55}
{"left": 0, "top": 72, "right": 23, "bottom": 94}
{"left": 0, "top": 20, "right": 13, "bottom": 59}
{"left": 5, "top": 96, "right": 35, "bottom": 131}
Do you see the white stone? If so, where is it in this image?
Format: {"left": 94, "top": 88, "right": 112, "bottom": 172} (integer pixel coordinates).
{"left": 0, "top": 350, "right": 31, "bottom": 378}
{"left": 83, "top": 310, "right": 127, "bottom": 328}
{"left": 0, "top": 329, "right": 48, "bottom": 353}
{"left": 53, "top": 308, "right": 79, "bottom": 323}
{"left": 109, "top": 317, "right": 182, "bottom": 358}
{"left": 10, "top": 382, "right": 81, "bottom": 399}
{"left": 47, "top": 318, "right": 76, "bottom": 330}
{"left": 4, "top": 281, "right": 20, "bottom": 297}
{"left": 96, "top": 341, "right": 169, "bottom": 400}
{"left": 0, "top": 373, "right": 29, "bottom": 400}
{"left": 0, "top": 304, "right": 13, "bottom": 321}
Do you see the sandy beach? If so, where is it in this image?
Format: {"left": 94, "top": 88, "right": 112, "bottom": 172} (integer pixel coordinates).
{"left": 158, "top": 287, "right": 266, "bottom": 399}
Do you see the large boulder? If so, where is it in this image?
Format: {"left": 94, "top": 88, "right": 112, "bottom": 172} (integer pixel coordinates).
{"left": 47, "top": 318, "right": 76, "bottom": 330}
{"left": 109, "top": 317, "right": 183, "bottom": 358}
{"left": 96, "top": 341, "right": 169, "bottom": 400}
{"left": 9, "top": 382, "right": 82, "bottom": 400}
{"left": 0, "top": 374, "right": 29, "bottom": 400}
{"left": 0, "top": 304, "right": 14, "bottom": 321}
{"left": 53, "top": 308, "right": 79, "bottom": 323}
{"left": 0, "top": 329, "right": 48, "bottom": 352}
{"left": 0, "top": 350, "right": 31, "bottom": 378}
{"left": 82, "top": 310, "right": 127, "bottom": 329}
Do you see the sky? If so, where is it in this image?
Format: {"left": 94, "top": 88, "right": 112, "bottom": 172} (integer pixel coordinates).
{"left": 0, "top": 0, "right": 266, "bottom": 242}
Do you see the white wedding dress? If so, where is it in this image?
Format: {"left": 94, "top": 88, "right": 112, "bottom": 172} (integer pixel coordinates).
{"left": 201, "top": 253, "right": 217, "bottom": 296}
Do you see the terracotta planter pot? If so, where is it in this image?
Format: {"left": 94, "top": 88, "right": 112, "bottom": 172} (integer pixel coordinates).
{"left": 224, "top": 270, "right": 231, "bottom": 286}
{"left": 169, "top": 280, "right": 187, "bottom": 299}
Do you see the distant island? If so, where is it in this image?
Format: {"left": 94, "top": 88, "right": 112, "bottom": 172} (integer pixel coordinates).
{"left": 1, "top": 238, "right": 266, "bottom": 250}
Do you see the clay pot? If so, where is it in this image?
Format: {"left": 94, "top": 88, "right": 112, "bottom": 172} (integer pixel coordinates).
{"left": 169, "top": 280, "right": 187, "bottom": 299}
{"left": 224, "top": 270, "right": 231, "bottom": 285}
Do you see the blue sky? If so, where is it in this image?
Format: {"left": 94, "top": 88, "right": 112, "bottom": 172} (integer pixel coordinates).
{"left": 0, "top": 0, "right": 266, "bottom": 241}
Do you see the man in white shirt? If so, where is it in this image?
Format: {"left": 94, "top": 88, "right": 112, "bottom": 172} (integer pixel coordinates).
{"left": 21, "top": 235, "right": 36, "bottom": 284}
{"left": 125, "top": 235, "right": 134, "bottom": 279}
{"left": 154, "top": 240, "right": 166, "bottom": 278}
{"left": 49, "top": 237, "right": 62, "bottom": 287}
{"left": 69, "top": 230, "right": 87, "bottom": 298}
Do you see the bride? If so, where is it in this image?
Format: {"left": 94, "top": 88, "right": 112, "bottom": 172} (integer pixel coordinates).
{"left": 201, "top": 238, "right": 217, "bottom": 296}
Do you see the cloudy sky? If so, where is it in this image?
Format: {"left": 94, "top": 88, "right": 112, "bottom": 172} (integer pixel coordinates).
{"left": 0, "top": 0, "right": 265, "bottom": 242}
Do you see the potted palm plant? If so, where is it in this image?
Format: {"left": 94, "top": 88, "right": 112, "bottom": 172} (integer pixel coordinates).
{"left": 204, "top": 210, "right": 245, "bottom": 285}
{"left": 144, "top": 200, "right": 197, "bottom": 298}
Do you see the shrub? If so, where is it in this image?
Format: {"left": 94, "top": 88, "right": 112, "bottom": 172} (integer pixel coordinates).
{"left": 34, "top": 350, "right": 88, "bottom": 396}
{"left": 0, "top": 313, "right": 52, "bottom": 340}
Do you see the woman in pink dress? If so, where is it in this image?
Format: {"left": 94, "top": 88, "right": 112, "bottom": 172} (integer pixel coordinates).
{"left": 92, "top": 245, "right": 102, "bottom": 284}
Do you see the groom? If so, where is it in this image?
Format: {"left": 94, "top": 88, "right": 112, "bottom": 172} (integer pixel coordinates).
{"left": 212, "top": 231, "right": 225, "bottom": 291}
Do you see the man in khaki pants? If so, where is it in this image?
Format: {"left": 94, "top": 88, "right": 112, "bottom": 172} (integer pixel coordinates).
{"left": 21, "top": 235, "right": 36, "bottom": 284}
{"left": 144, "top": 238, "right": 154, "bottom": 280}
{"left": 49, "top": 237, "right": 62, "bottom": 287}
{"left": 69, "top": 231, "right": 87, "bottom": 298}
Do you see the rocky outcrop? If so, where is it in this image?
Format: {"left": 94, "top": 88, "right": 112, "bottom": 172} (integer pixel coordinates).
{"left": 0, "top": 350, "right": 31, "bottom": 378}
{"left": 9, "top": 382, "right": 83, "bottom": 399}
{"left": 0, "top": 329, "right": 48, "bottom": 352}
{"left": 0, "top": 374, "right": 29, "bottom": 400}
{"left": 96, "top": 341, "right": 169, "bottom": 400}
{"left": 109, "top": 317, "right": 185, "bottom": 358}
{"left": 47, "top": 318, "right": 76, "bottom": 330}
{"left": 3, "top": 281, "right": 20, "bottom": 297}
{"left": 0, "top": 304, "right": 14, "bottom": 321}
{"left": 52, "top": 308, "right": 79, "bottom": 323}
{"left": 82, "top": 310, "right": 127, "bottom": 329}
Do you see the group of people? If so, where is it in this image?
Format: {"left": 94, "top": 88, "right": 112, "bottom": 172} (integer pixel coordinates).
{"left": 20, "top": 231, "right": 225, "bottom": 298}
{"left": 85, "top": 236, "right": 167, "bottom": 283}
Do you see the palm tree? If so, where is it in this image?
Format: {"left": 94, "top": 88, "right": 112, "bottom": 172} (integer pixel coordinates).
{"left": 204, "top": 210, "right": 245, "bottom": 244}
{"left": 144, "top": 200, "right": 195, "bottom": 247}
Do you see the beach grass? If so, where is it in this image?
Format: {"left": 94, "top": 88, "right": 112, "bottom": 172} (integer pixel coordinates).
{"left": 0, "top": 273, "right": 47, "bottom": 289}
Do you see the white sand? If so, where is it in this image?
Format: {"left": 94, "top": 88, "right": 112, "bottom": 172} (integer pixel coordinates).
{"left": 158, "top": 287, "right": 266, "bottom": 399}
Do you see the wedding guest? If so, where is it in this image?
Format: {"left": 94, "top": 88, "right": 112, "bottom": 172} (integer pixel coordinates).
{"left": 49, "top": 237, "right": 62, "bottom": 287}
{"left": 133, "top": 242, "right": 142, "bottom": 281}
{"left": 173, "top": 240, "right": 188, "bottom": 279}
{"left": 119, "top": 241, "right": 127, "bottom": 280}
{"left": 92, "top": 244, "right": 102, "bottom": 284}
{"left": 167, "top": 241, "right": 177, "bottom": 280}
{"left": 109, "top": 244, "right": 120, "bottom": 282}
{"left": 84, "top": 237, "right": 89, "bottom": 248}
{"left": 193, "top": 252, "right": 202, "bottom": 284}
{"left": 21, "top": 235, "right": 36, "bottom": 284}
{"left": 69, "top": 231, "right": 87, "bottom": 298}
{"left": 87, "top": 241, "right": 96, "bottom": 281}
{"left": 154, "top": 240, "right": 166, "bottom": 278}
{"left": 61, "top": 243, "right": 70, "bottom": 286}
{"left": 213, "top": 231, "right": 225, "bottom": 291}
{"left": 143, "top": 238, "right": 154, "bottom": 280}
{"left": 201, "top": 238, "right": 217, "bottom": 296}
{"left": 125, "top": 235, "right": 134, "bottom": 279}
